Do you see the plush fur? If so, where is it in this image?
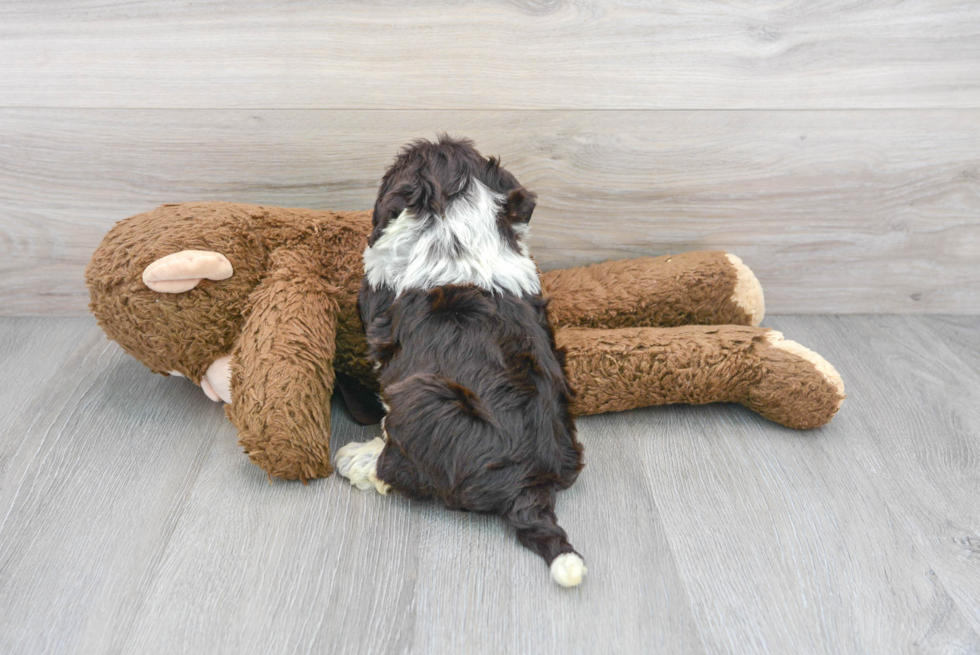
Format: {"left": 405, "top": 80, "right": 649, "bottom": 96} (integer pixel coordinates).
{"left": 86, "top": 204, "right": 846, "bottom": 482}
{"left": 344, "top": 137, "right": 586, "bottom": 585}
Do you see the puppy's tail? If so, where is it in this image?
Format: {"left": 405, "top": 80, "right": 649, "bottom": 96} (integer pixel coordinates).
{"left": 505, "top": 486, "right": 586, "bottom": 588}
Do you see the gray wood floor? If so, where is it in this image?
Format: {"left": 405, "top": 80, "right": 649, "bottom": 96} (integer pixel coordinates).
{"left": 1, "top": 315, "right": 979, "bottom": 654}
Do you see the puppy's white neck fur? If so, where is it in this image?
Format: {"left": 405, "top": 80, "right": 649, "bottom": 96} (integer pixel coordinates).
{"left": 363, "top": 179, "right": 540, "bottom": 297}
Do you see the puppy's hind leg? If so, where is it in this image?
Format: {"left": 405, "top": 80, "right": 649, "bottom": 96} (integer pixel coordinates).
{"left": 335, "top": 437, "right": 391, "bottom": 494}
{"left": 375, "top": 440, "right": 437, "bottom": 500}
{"left": 505, "top": 487, "right": 586, "bottom": 588}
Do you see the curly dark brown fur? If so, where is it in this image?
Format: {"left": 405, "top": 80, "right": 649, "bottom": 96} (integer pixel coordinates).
{"left": 358, "top": 137, "right": 584, "bottom": 571}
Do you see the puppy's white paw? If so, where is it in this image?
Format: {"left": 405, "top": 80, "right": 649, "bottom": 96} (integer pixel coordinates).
{"left": 550, "top": 553, "right": 587, "bottom": 588}
{"left": 335, "top": 437, "right": 391, "bottom": 495}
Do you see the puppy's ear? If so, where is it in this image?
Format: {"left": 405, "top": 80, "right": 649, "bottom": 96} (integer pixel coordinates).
{"left": 369, "top": 194, "right": 407, "bottom": 246}
{"left": 504, "top": 187, "right": 537, "bottom": 223}
{"left": 368, "top": 222, "right": 385, "bottom": 248}
{"left": 407, "top": 171, "right": 444, "bottom": 218}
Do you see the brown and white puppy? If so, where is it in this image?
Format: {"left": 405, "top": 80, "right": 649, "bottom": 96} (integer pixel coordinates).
{"left": 336, "top": 136, "right": 586, "bottom": 587}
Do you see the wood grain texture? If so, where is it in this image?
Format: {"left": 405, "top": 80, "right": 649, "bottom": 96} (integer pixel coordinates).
{"left": 0, "top": 319, "right": 228, "bottom": 654}
{"left": 2, "top": 316, "right": 980, "bottom": 654}
{"left": 407, "top": 409, "right": 705, "bottom": 655}
{"left": 770, "top": 315, "right": 980, "bottom": 642}
{"left": 634, "top": 314, "right": 980, "bottom": 654}
{"left": 2, "top": 109, "right": 979, "bottom": 316}
{"left": 2, "top": 0, "right": 979, "bottom": 109}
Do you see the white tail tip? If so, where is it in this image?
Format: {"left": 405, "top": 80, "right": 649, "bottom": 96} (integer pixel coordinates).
{"left": 551, "top": 553, "right": 586, "bottom": 587}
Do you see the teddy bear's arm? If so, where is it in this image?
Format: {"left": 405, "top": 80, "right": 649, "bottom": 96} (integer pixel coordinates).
{"left": 541, "top": 251, "right": 764, "bottom": 330}
{"left": 558, "top": 325, "right": 844, "bottom": 429}
{"left": 225, "top": 247, "right": 342, "bottom": 482}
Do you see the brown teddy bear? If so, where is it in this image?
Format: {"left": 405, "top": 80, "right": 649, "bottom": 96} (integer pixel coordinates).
{"left": 86, "top": 201, "right": 845, "bottom": 482}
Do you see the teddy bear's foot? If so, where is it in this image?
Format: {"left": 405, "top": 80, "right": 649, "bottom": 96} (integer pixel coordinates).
{"left": 743, "top": 330, "right": 845, "bottom": 430}
{"left": 725, "top": 254, "right": 765, "bottom": 327}
{"left": 142, "top": 250, "right": 233, "bottom": 293}
{"left": 558, "top": 324, "right": 845, "bottom": 429}
{"left": 335, "top": 437, "right": 391, "bottom": 494}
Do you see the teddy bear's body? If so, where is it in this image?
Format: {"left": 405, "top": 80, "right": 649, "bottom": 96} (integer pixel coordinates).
{"left": 87, "top": 202, "right": 844, "bottom": 481}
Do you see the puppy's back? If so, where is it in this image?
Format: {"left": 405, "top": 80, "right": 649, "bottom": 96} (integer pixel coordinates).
{"left": 377, "top": 285, "right": 581, "bottom": 504}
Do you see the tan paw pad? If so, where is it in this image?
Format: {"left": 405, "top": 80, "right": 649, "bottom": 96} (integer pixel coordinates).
{"left": 725, "top": 254, "right": 765, "bottom": 326}
{"left": 765, "top": 331, "right": 845, "bottom": 404}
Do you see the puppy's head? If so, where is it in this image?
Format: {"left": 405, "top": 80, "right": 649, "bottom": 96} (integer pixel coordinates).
{"left": 365, "top": 135, "right": 542, "bottom": 297}
{"left": 368, "top": 135, "right": 536, "bottom": 248}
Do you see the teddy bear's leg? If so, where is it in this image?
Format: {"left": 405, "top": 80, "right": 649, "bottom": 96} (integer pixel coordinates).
{"left": 541, "top": 251, "right": 764, "bottom": 329}
{"left": 225, "top": 247, "right": 341, "bottom": 482}
{"left": 557, "top": 325, "right": 844, "bottom": 429}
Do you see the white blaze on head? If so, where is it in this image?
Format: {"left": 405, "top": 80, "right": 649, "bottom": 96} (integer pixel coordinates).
{"left": 363, "top": 179, "right": 540, "bottom": 297}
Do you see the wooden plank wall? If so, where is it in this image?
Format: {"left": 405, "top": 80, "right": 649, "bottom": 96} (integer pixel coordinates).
{"left": 1, "top": 0, "right": 978, "bottom": 315}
